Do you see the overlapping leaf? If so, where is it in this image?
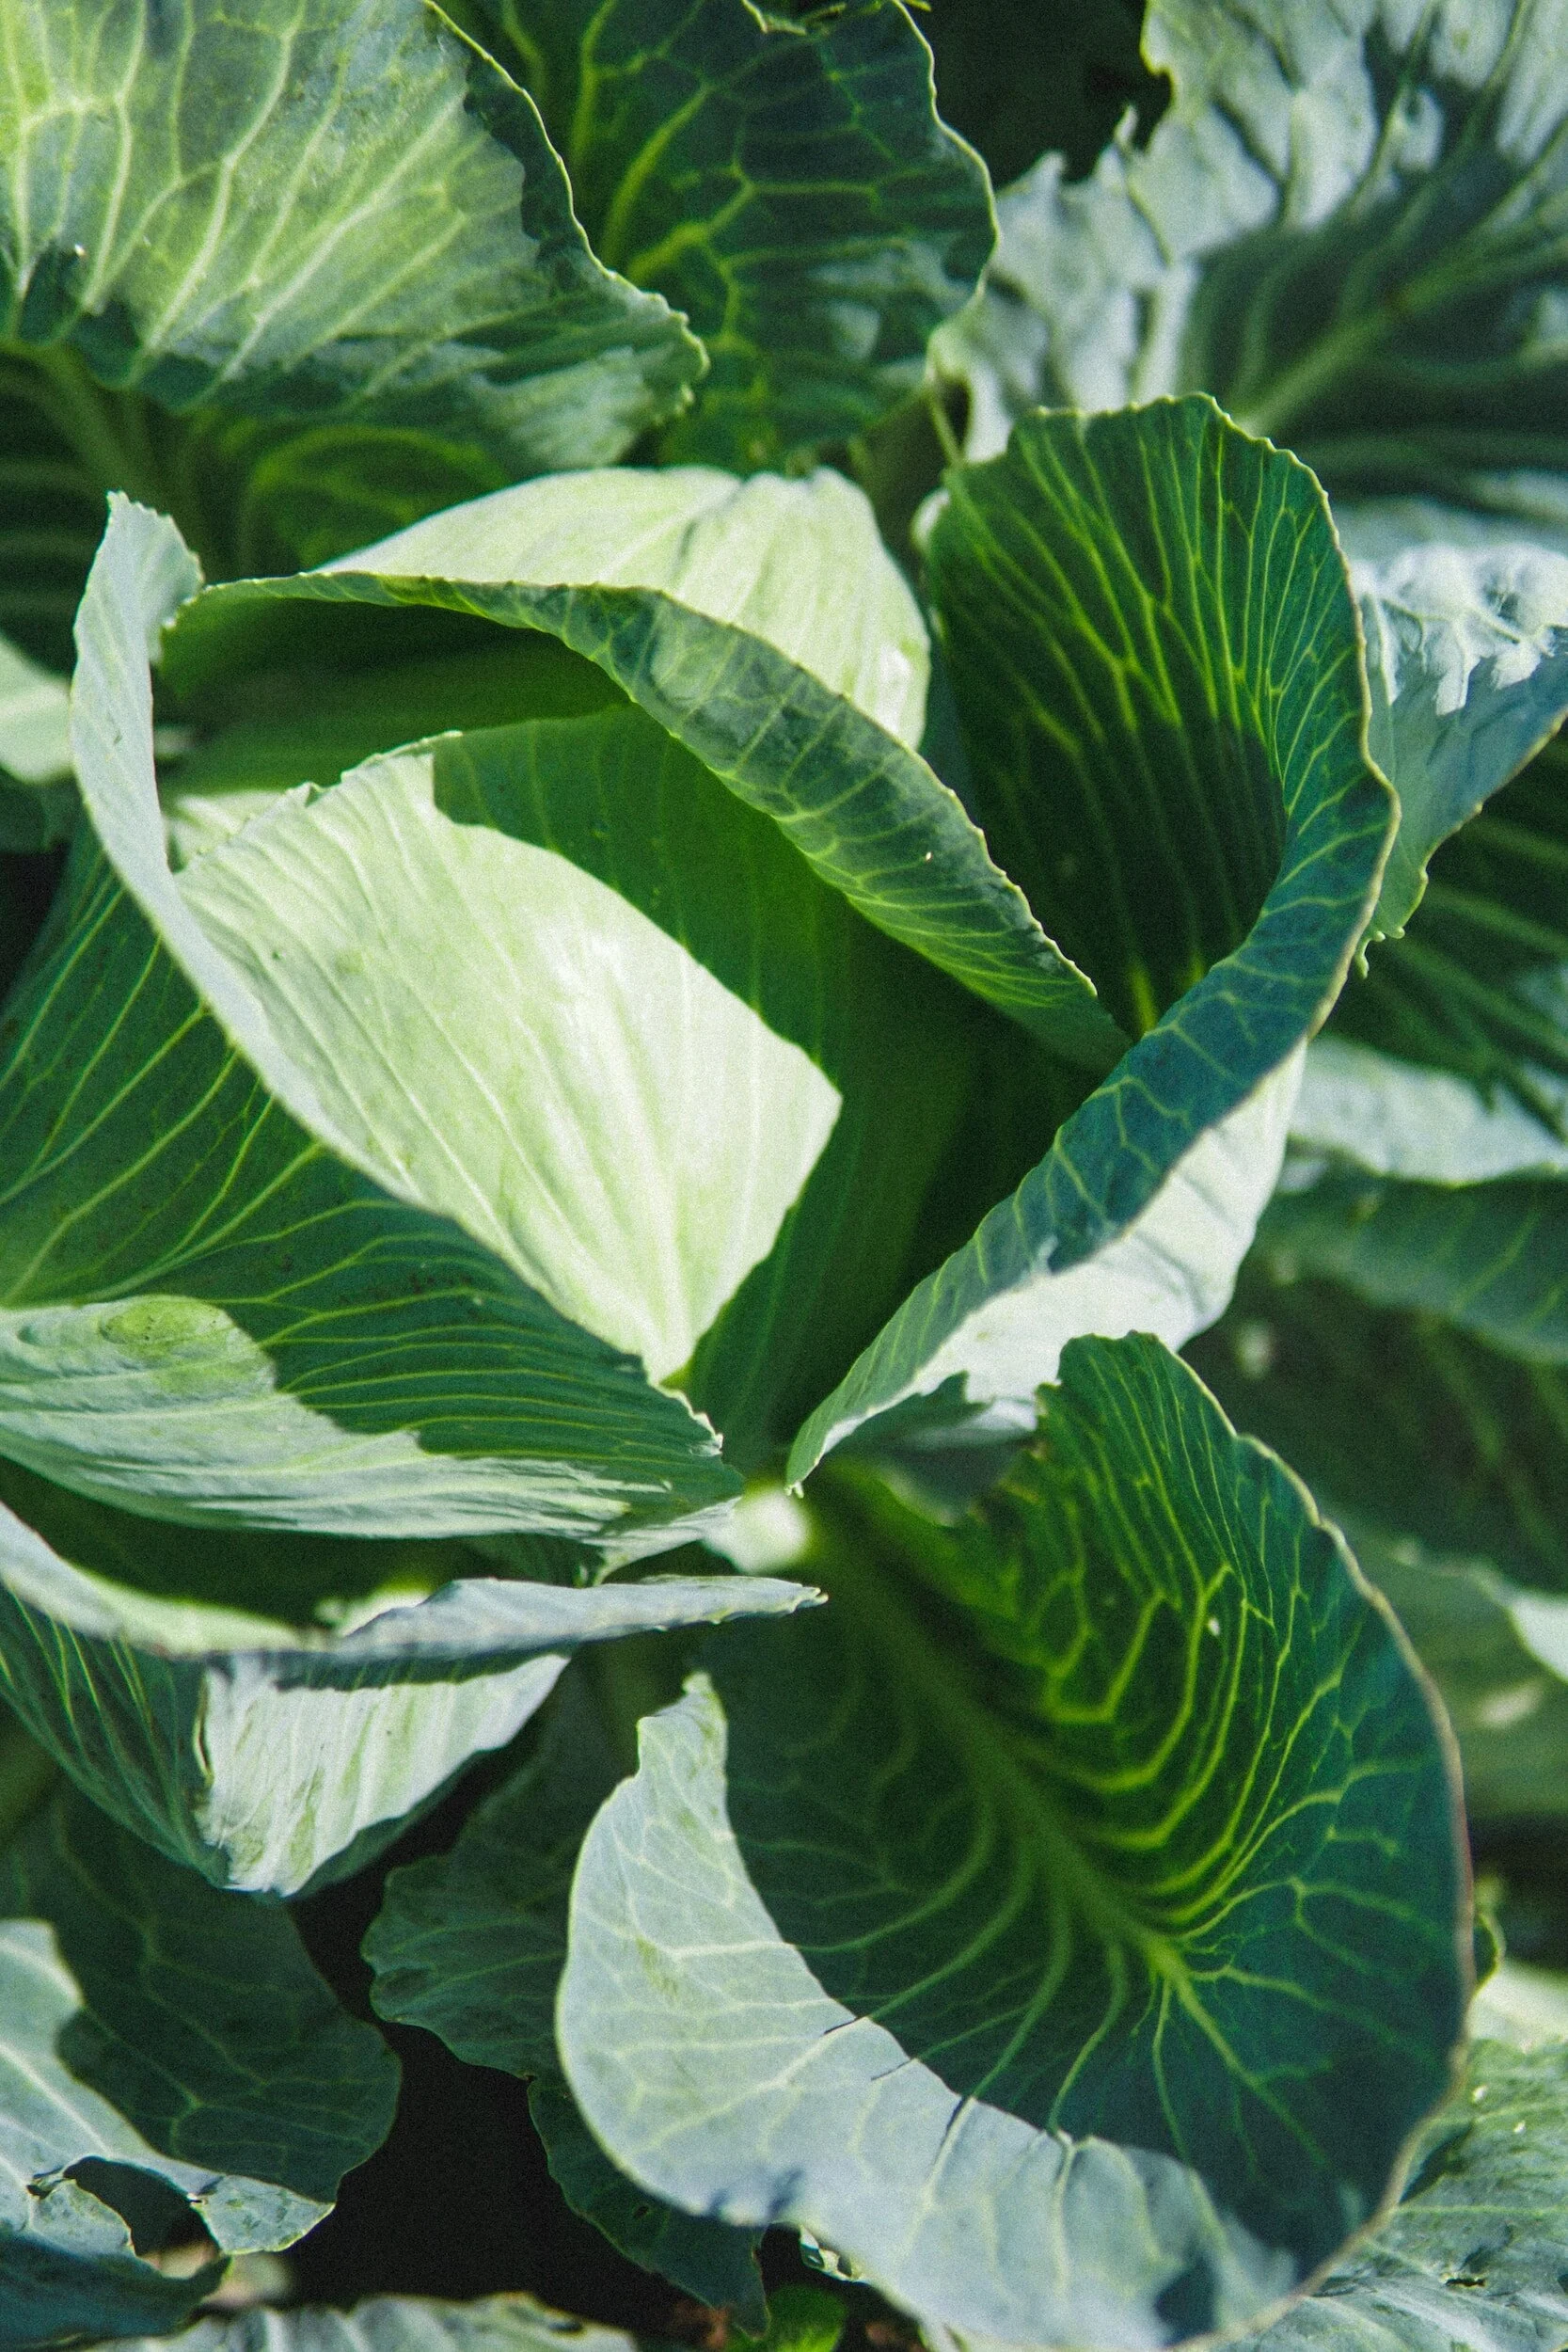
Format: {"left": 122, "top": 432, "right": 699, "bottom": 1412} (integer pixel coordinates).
{"left": 366, "top": 1677, "right": 765, "bottom": 2328}
{"left": 0, "top": 0, "right": 701, "bottom": 673}
{"left": 154, "top": 467, "right": 994, "bottom": 1466}
{"left": 1232, "top": 2040, "right": 1568, "bottom": 2352}
{"left": 1187, "top": 1183, "right": 1568, "bottom": 1825}
{"left": 1348, "top": 1526, "right": 1568, "bottom": 1825}
{"left": 560, "top": 1335, "right": 1466, "bottom": 2352}
{"left": 790, "top": 398, "right": 1391, "bottom": 1476}
{"left": 93, "top": 2292, "right": 653, "bottom": 2352}
{"left": 0, "top": 1757, "right": 396, "bottom": 2344}
{"left": 162, "top": 467, "right": 1126, "bottom": 1069}
{"left": 0, "top": 1457, "right": 815, "bottom": 1893}
{"left": 462, "top": 0, "right": 993, "bottom": 470}
{"left": 942, "top": 0, "right": 1568, "bottom": 931}
{"left": 5, "top": 493, "right": 857, "bottom": 1539}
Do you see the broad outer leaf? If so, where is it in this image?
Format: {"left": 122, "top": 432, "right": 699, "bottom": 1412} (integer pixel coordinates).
{"left": 1229, "top": 2041, "right": 1568, "bottom": 2352}
{"left": 942, "top": 0, "right": 1568, "bottom": 934}
{"left": 0, "top": 1783, "right": 396, "bottom": 2342}
{"left": 561, "top": 1336, "right": 1467, "bottom": 2352}
{"left": 0, "top": 825, "right": 740, "bottom": 1546}
{"left": 1259, "top": 1172, "right": 1568, "bottom": 1364}
{"left": 5, "top": 493, "right": 773, "bottom": 1543}
{"left": 162, "top": 468, "right": 1127, "bottom": 1069}
{"left": 0, "top": 0, "right": 700, "bottom": 669}
{"left": 97, "top": 2292, "right": 652, "bottom": 2352}
{"left": 463, "top": 0, "right": 994, "bottom": 470}
{"left": 791, "top": 397, "right": 1391, "bottom": 1477}
{"left": 46, "top": 489, "right": 1003, "bottom": 1485}
{"left": 789, "top": 1043, "right": 1304, "bottom": 1482}
{"left": 0, "top": 1465, "right": 816, "bottom": 1893}
{"left": 366, "top": 1678, "right": 766, "bottom": 2328}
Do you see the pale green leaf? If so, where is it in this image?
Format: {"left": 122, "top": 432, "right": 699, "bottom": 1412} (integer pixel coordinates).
{"left": 162, "top": 471, "right": 1126, "bottom": 1069}
{"left": 1291, "top": 1040, "right": 1568, "bottom": 1185}
{"left": 0, "top": 634, "right": 70, "bottom": 788}
{"left": 789, "top": 1044, "right": 1304, "bottom": 1481}
{"left": 1348, "top": 1527, "right": 1568, "bottom": 1825}
{"left": 466, "top": 0, "right": 994, "bottom": 470}
{"left": 1338, "top": 505, "right": 1568, "bottom": 938}
{"left": 0, "top": 829, "right": 740, "bottom": 1544}
{"left": 1469, "top": 1962, "right": 1568, "bottom": 2048}
{"left": 424, "top": 703, "right": 987, "bottom": 1469}
{"left": 1189, "top": 1246, "right": 1568, "bottom": 1605}
{"left": 157, "top": 462, "right": 929, "bottom": 868}
{"left": 0, "top": 1463, "right": 816, "bottom": 1893}
{"left": 562, "top": 1336, "right": 1467, "bottom": 2352}
{"left": 0, "top": 494, "right": 758, "bottom": 1542}
{"left": 325, "top": 464, "right": 933, "bottom": 745}
{"left": 179, "top": 742, "right": 842, "bottom": 1387}
{"left": 1324, "top": 731, "right": 1568, "bottom": 1132}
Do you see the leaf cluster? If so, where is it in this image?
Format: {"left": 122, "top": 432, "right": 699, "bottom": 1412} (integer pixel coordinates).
{"left": 1, "top": 6, "right": 1567, "bottom": 2352}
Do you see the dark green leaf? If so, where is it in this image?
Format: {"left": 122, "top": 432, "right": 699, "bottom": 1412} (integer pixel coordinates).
{"left": 465, "top": 0, "right": 993, "bottom": 469}
{"left": 790, "top": 396, "right": 1391, "bottom": 1478}
{"left": 0, "top": 1782, "right": 396, "bottom": 2342}
{"left": 560, "top": 1336, "right": 1467, "bottom": 2351}
{"left": 1328, "top": 735, "right": 1568, "bottom": 1130}
{"left": 6, "top": 494, "right": 796, "bottom": 1545}
{"left": 1258, "top": 1174, "right": 1568, "bottom": 1364}
{"left": 433, "top": 703, "right": 986, "bottom": 1467}
{"left": 1190, "top": 1261, "right": 1568, "bottom": 1599}
{"left": 0, "top": 828, "right": 740, "bottom": 1544}
{"left": 0, "top": 0, "right": 700, "bottom": 669}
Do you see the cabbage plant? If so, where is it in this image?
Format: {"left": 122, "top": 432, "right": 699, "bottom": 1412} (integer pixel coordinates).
{"left": 1, "top": 4, "right": 1567, "bottom": 2350}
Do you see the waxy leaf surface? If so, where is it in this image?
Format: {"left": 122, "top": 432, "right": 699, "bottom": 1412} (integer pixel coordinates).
{"left": 0, "top": 1460, "right": 814, "bottom": 1893}
{"left": 562, "top": 1336, "right": 1467, "bottom": 2352}
{"left": 1232, "top": 2040, "right": 1568, "bottom": 2352}
{"left": 164, "top": 467, "right": 1125, "bottom": 1071}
